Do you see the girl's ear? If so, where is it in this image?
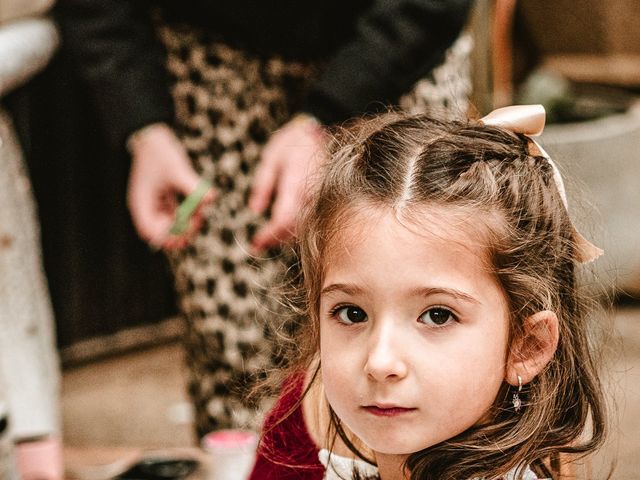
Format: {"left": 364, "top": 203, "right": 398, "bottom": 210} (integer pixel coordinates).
{"left": 506, "top": 310, "right": 559, "bottom": 386}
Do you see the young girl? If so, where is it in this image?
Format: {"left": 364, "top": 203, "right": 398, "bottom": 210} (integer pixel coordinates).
{"left": 249, "top": 105, "right": 607, "bottom": 480}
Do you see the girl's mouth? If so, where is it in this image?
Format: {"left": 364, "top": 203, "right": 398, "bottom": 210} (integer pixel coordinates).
{"left": 362, "top": 406, "right": 417, "bottom": 417}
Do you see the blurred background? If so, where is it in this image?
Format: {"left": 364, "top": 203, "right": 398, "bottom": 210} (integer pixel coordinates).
{"left": 1, "top": 0, "right": 639, "bottom": 478}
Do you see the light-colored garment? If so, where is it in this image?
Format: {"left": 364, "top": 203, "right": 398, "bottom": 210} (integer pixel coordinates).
{"left": 0, "top": 17, "right": 58, "bottom": 96}
{"left": 0, "top": 13, "right": 60, "bottom": 440}
{"left": 319, "top": 449, "right": 379, "bottom": 480}
{"left": 318, "top": 448, "right": 545, "bottom": 480}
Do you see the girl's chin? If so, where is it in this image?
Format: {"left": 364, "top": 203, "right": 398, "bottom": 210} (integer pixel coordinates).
{"left": 339, "top": 415, "right": 433, "bottom": 455}
{"left": 351, "top": 430, "right": 423, "bottom": 456}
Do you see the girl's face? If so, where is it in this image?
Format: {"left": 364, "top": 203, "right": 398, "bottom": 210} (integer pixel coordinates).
{"left": 319, "top": 206, "right": 510, "bottom": 458}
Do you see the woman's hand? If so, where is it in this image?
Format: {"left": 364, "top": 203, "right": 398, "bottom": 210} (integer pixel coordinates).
{"left": 126, "top": 123, "right": 215, "bottom": 250}
{"left": 249, "top": 115, "right": 326, "bottom": 252}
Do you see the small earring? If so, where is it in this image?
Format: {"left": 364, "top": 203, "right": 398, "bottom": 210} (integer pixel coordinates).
{"left": 512, "top": 375, "right": 523, "bottom": 413}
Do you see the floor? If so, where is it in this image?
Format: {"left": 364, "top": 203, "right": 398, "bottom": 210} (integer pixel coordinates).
{"left": 61, "top": 305, "right": 640, "bottom": 478}
{"left": 62, "top": 341, "right": 194, "bottom": 449}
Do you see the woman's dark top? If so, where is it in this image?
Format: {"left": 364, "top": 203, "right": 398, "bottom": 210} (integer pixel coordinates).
{"left": 56, "top": 0, "right": 472, "bottom": 147}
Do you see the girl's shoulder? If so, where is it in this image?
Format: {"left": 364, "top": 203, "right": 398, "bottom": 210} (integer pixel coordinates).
{"left": 249, "top": 371, "right": 324, "bottom": 479}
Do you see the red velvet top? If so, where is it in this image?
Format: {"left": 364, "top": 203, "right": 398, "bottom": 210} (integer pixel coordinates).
{"left": 249, "top": 374, "right": 325, "bottom": 479}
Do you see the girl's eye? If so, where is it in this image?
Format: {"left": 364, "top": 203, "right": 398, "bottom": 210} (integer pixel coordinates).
{"left": 419, "top": 307, "right": 456, "bottom": 327}
{"left": 334, "top": 306, "right": 368, "bottom": 324}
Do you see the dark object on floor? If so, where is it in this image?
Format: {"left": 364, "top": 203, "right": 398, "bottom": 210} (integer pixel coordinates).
{"left": 116, "top": 458, "right": 199, "bottom": 480}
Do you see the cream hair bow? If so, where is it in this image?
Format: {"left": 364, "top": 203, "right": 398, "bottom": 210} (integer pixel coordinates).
{"left": 480, "top": 105, "right": 603, "bottom": 263}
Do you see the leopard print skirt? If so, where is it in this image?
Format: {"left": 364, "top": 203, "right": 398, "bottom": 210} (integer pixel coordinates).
{"left": 158, "top": 23, "right": 472, "bottom": 438}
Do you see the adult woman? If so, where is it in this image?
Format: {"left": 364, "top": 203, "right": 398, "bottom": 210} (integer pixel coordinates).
{"left": 57, "top": 0, "right": 473, "bottom": 437}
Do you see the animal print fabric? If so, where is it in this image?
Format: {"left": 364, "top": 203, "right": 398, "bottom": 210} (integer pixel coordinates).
{"left": 157, "top": 22, "right": 471, "bottom": 438}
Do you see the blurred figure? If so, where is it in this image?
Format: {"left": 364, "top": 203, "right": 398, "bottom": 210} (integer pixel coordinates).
{"left": 0, "top": 2, "right": 62, "bottom": 478}
{"left": 57, "top": 0, "right": 473, "bottom": 438}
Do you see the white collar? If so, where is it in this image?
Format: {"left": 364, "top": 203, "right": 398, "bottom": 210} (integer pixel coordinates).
{"left": 318, "top": 448, "right": 546, "bottom": 480}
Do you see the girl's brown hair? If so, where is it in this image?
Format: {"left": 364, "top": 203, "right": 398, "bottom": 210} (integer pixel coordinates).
{"left": 275, "top": 111, "right": 606, "bottom": 479}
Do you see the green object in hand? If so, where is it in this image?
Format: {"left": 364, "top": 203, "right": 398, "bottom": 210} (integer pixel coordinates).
{"left": 169, "top": 179, "right": 212, "bottom": 235}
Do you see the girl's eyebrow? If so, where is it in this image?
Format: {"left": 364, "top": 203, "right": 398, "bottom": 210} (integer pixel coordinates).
{"left": 321, "top": 283, "right": 365, "bottom": 296}
{"left": 410, "top": 287, "right": 480, "bottom": 305}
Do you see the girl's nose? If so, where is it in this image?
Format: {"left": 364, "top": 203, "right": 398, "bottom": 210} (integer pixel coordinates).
{"left": 363, "top": 326, "right": 408, "bottom": 382}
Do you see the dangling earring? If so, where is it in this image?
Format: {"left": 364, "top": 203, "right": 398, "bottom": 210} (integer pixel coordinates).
{"left": 512, "top": 375, "right": 523, "bottom": 413}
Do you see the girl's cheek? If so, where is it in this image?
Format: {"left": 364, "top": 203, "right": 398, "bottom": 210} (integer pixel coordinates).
{"left": 321, "top": 347, "right": 350, "bottom": 385}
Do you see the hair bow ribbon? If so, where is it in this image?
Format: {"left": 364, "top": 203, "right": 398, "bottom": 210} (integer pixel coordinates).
{"left": 480, "top": 105, "right": 603, "bottom": 263}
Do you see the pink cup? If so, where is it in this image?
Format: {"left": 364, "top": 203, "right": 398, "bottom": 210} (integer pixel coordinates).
{"left": 15, "top": 435, "right": 63, "bottom": 480}
{"left": 201, "top": 430, "right": 258, "bottom": 480}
